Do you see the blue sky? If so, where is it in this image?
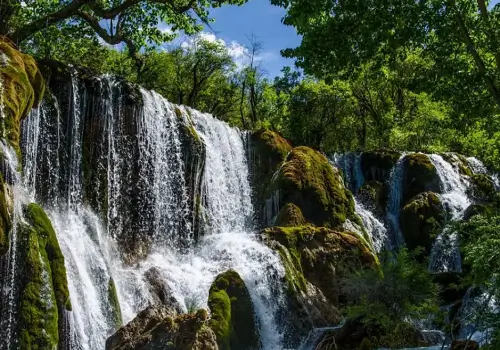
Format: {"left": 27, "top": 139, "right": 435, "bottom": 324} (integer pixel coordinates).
{"left": 200, "top": 1, "right": 301, "bottom": 78}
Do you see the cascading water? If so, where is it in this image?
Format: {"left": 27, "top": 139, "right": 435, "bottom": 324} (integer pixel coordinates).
{"left": 385, "top": 154, "right": 406, "bottom": 250}
{"left": 20, "top": 72, "right": 286, "bottom": 349}
{"left": 427, "top": 154, "right": 470, "bottom": 273}
{"left": 333, "top": 153, "right": 364, "bottom": 193}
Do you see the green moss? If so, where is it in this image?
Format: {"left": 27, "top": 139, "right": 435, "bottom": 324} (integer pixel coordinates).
{"left": 400, "top": 192, "right": 445, "bottom": 253}
{"left": 25, "top": 203, "right": 71, "bottom": 310}
{"left": 271, "top": 146, "right": 357, "bottom": 229}
{"left": 402, "top": 153, "right": 439, "bottom": 205}
{"left": 468, "top": 174, "right": 496, "bottom": 202}
{"left": 0, "top": 37, "right": 45, "bottom": 154}
{"left": 440, "top": 153, "right": 474, "bottom": 177}
{"left": 108, "top": 278, "right": 123, "bottom": 330}
{"left": 208, "top": 270, "right": 259, "bottom": 350}
{"left": 275, "top": 203, "right": 306, "bottom": 227}
{"left": 16, "top": 203, "right": 72, "bottom": 349}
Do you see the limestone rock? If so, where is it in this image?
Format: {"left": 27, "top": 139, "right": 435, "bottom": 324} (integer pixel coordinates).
{"left": 402, "top": 153, "right": 439, "bottom": 205}
{"left": 361, "top": 150, "right": 401, "bottom": 183}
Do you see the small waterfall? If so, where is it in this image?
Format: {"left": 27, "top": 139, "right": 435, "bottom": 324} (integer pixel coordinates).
{"left": 20, "top": 74, "right": 286, "bottom": 349}
{"left": 428, "top": 155, "right": 470, "bottom": 273}
{"left": 386, "top": 154, "right": 406, "bottom": 249}
{"left": 333, "top": 152, "right": 364, "bottom": 193}
{"left": 355, "top": 199, "right": 389, "bottom": 252}
{"left": 0, "top": 142, "right": 24, "bottom": 349}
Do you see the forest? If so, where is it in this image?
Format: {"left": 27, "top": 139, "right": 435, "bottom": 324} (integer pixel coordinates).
{"left": 1, "top": 0, "right": 500, "bottom": 350}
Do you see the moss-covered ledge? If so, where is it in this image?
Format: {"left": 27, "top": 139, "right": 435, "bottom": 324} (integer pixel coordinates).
{"left": 18, "top": 203, "right": 71, "bottom": 349}
{"left": 0, "top": 36, "right": 45, "bottom": 155}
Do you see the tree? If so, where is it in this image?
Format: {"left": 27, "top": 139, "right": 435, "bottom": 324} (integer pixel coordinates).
{"left": 2, "top": 0, "right": 247, "bottom": 66}
{"left": 271, "top": 0, "right": 500, "bottom": 110}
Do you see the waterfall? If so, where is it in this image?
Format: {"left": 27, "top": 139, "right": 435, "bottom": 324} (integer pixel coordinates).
{"left": 355, "top": 200, "right": 389, "bottom": 252}
{"left": 19, "top": 74, "right": 286, "bottom": 349}
{"left": 385, "top": 154, "right": 406, "bottom": 249}
{"left": 427, "top": 155, "right": 470, "bottom": 273}
{"left": 333, "top": 153, "right": 364, "bottom": 193}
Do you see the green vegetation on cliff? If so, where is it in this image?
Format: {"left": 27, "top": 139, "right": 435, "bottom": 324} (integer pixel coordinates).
{"left": 17, "top": 203, "right": 71, "bottom": 349}
{"left": 0, "top": 36, "right": 44, "bottom": 154}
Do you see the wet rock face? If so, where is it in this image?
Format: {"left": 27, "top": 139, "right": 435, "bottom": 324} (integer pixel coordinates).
{"left": 358, "top": 180, "right": 389, "bottom": 217}
{"left": 400, "top": 192, "right": 445, "bottom": 253}
{"left": 106, "top": 306, "right": 217, "bottom": 350}
{"left": 250, "top": 129, "right": 292, "bottom": 226}
{"left": 402, "top": 153, "right": 440, "bottom": 205}
{"left": 208, "top": 270, "right": 260, "bottom": 350}
{"left": 144, "top": 267, "right": 183, "bottom": 313}
{"left": 361, "top": 150, "right": 401, "bottom": 183}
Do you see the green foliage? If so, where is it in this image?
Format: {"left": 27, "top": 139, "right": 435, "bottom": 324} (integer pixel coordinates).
{"left": 457, "top": 215, "right": 500, "bottom": 347}
{"left": 342, "top": 249, "right": 439, "bottom": 335}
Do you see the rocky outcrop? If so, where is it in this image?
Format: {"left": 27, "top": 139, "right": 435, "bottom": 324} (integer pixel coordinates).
{"left": 144, "top": 267, "right": 183, "bottom": 313}
{"left": 106, "top": 306, "right": 217, "bottom": 350}
{"left": 250, "top": 129, "right": 292, "bottom": 225}
{"left": 402, "top": 153, "right": 439, "bottom": 205}
{"left": 361, "top": 150, "right": 401, "bottom": 183}
{"left": 17, "top": 203, "right": 71, "bottom": 349}
{"left": 275, "top": 203, "right": 306, "bottom": 227}
{"left": 400, "top": 192, "right": 445, "bottom": 253}
{"left": 357, "top": 180, "right": 388, "bottom": 217}
{"left": 262, "top": 226, "right": 377, "bottom": 344}
{"left": 269, "top": 147, "right": 359, "bottom": 229}
{"left": 468, "top": 173, "right": 496, "bottom": 202}
{"left": 0, "top": 174, "right": 11, "bottom": 255}
{"left": 0, "top": 36, "right": 45, "bottom": 154}
{"left": 208, "top": 270, "right": 260, "bottom": 350}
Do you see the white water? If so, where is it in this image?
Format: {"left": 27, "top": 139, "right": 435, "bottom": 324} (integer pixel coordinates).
{"left": 386, "top": 154, "right": 406, "bottom": 249}
{"left": 333, "top": 153, "right": 365, "bottom": 193}
{"left": 20, "top": 77, "right": 286, "bottom": 349}
{"left": 428, "top": 154, "right": 470, "bottom": 273}
{"left": 355, "top": 200, "right": 389, "bottom": 252}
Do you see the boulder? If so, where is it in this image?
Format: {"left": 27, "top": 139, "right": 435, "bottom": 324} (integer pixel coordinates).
{"left": 275, "top": 203, "right": 306, "bottom": 227}
{"left": 440, "top": 153, "right": 474, "bottom": 177}
{"left": 402, "top": 153, "right": 439, "bottom": 205}
{"left": 450, "top": 340, "right": 479, "bottom": 350}
{"left": 0, "top": 36, "right": 45, "bottom": 153}
{"left": 144, "top": 267, "right": 183, "bottom": 313}
{"left": 400, "top": 192, "right": 445, "bottom": 253}
{"left": 270, "top": 146, "right": 359, "bottom": 229}
{"left": 208, "top": 270, "right": 260, "bottom": 350}
{"left": 106, "top": 306, "right": 217, "bottom": 350}
{"left": 361, "top": 150, "right": 401, "bottom": 183}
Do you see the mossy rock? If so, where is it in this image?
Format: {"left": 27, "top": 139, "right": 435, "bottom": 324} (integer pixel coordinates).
{"left": 0, "top": 174, "right": 12, "bottom": 255}
{"left": 275, "top": 203, "right": 306, "bottom": 227}
{"left": 108, "top": 278, "right": 123, "bottom": 331}
{"left": 271, "top": 146, "right": 358, "bottom": 229}
{"left": 263, "top": 226, "right": 377, "bottom": 304}
{"left": 0, "top": 36, "right": 45, "bottom": 154}
{"left": 250, "top": 129, "right": 292, "bottom": 224}
{"left": 440, "top": 153, "right": 473, "bottom": 177}
{"left": 468, "top": 174, "right": 496, "bottom": 202}
{"left": 361, "top": 150, "right": 401, "bottom": 183}
{"left": 358, "top": 180, "right": 389, "bottom": 216}
{"left": 208, "top": 270, "right": 260, "bottom": 350}
{"left": 400, "top": 192, "right": 445, "bottom": 253}
{"left": 106, "top": 305, "right": 217, "bottom": 350}
{"left": 17, "top": 203, "right": 71, "bottom": 349}
{"left": 402, "top": 153, "right": 439, "bottom": 205}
